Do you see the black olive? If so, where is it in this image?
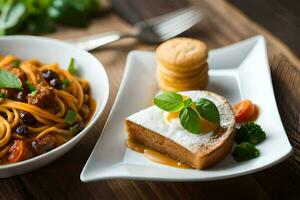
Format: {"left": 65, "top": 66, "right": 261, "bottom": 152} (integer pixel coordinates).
{"left": 42, "top": 70, "right": 58, "bottom": 82}
{"left": 15, "top": 125, "right": 29, "bottom": 136}
{"left": 19, "top": 110, "right": 36, "bottom": 125}
{"left": 49, "top": 78, "right": 63, "bottom": 90}
{"left": 15, "top": 89, "right": 29, "bottom": 102}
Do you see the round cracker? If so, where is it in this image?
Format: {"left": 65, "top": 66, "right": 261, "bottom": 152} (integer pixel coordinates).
{"left": 156, "top": 37, "right": 208, "bottom": 71}
{"left": 158, "top": 75, "right": 208, "bottom": 92}
{"left": 158, "top": 64, "right": 208, "bottom": 83}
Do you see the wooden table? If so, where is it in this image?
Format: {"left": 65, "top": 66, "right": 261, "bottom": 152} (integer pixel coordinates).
{"left": 1, "top": 0, "right": 299, "bottom": 199}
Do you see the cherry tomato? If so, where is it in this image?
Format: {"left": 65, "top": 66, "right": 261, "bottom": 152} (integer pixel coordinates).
{"left": 233, "top": 100, "right": 255, "bottom": 123}
{"left": 8, "top": 140, "right": 32, "bottom": 163}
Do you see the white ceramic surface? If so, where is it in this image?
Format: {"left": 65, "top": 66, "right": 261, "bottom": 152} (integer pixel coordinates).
{"left": 0, "top": 36, "right": 109, "bottom": 178}
{"left": 81, "top": 35, "right": 292, "bottom": 182}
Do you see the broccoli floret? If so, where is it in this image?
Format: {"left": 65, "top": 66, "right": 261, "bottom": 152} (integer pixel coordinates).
{"left": 232, "top": 142, "right": 260, "bottom": 162}
{"left": 235, "top": 122, "right": 266, "bottom": 145}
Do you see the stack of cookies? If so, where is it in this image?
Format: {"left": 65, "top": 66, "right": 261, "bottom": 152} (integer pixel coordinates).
{"left": 156, "top": 37, "right": 208, "bottom": 91}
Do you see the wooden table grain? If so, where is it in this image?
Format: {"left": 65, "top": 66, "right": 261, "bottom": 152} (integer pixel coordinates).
{"left": 1, "top": 0, "right": 299, "bottom": 199}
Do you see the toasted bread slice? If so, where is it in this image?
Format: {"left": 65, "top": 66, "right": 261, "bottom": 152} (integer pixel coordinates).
{"left": 125, "top": 91, "right": 236, "bottom": 169}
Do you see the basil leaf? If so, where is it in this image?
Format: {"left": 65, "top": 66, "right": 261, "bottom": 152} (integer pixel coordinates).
{"left": 154, "top": 92, "right": 184, "bottom": 112}
{"left": 0, "top": 69, "right": 22, "bottom": 89}
{"left": 183, "top": 98, "right": 193, "bottom": 108}
{"left": 195, "top": 98, "right": 220, "bottom": 125}
{"left": 179, "top": 107, "right": 201, "bottom": 134}
{"left": 64, "top": 109, "right": 77, "bottom": 125}
{"left": 68, "top": 58, "right": 77, "bottom": 74}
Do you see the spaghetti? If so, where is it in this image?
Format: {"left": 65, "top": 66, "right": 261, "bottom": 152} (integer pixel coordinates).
{"left": 0, "top": 55, "right": 96, "bottom": 164}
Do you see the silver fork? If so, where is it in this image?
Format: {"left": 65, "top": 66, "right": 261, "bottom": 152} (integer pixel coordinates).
{"left": 68, "top": 7, "right": 202, "bottom": 51}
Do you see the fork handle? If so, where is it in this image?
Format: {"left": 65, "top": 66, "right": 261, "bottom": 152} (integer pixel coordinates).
{"left": 67, "top": 32, "right": 136, "bottom": 51}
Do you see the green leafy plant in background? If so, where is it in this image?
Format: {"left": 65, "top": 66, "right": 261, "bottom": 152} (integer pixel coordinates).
{"left": 0, "top": 0, "right": 102, "bottom": 35}
{"left": 24, "top": 0, "right": 55, "bottom": 34}
{"left": 48, "top": 0, "right": 100, "bottom": 27}
{"left": 0, "top": 0, "right": 26, "bottom": 35}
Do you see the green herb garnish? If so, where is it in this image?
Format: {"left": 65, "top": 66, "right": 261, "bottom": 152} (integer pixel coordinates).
{"left": 68, "top": 58, "right": 77, "bottom": 74}
{"left": 154, "top": 92, "right": 184, "bottom": 112}
{"left": 11, "top": 60, "right": 20, "bottom": 68}
{"left": 179, "top": 107, "right": 201, "bottom": 134}
{"left": 195, "top": 98, "right": 220, "bottom": 125}
{"left": 69, "top": 122, "right": 84, "bottom": 135}
{"left": 0, "top": 93, "right": 5, "bottom": 98}
{"left": 153, "top": 92, "right": 220, "bottom": 134}
{"left": 30, "top": 90, "right": 37, "bottom": 96}
{"left": 0, "top": 69, "right": 22, "bottom": 89}
{"left": 64, "top": 109, "right": 77, "bottom": 125}
{"left": 26, "top": 81, "right": 36, "bottom": 92}
{"left": 63, "top": 79, "right": 70, "bottom": 88}
{"left": 183, "top": 98, "right": 193, "bottom": 108}
{"left": 69, "top": 124, "right": 79, "bottom": 135}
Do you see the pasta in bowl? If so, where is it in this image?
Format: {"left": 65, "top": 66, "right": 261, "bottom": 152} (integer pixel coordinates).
{"left": 0, "top": 36, "right": 109, "bottom": 177}
{"left": 0, "top": 55, "right": 96, "bottom": 163}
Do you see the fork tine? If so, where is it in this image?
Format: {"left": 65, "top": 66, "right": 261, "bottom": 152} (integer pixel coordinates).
{"left": 160, "top": 18, "right": 200, "bottom": 40}
{"left": 138, "top": 7, "right": 197, "bottom": 27}
{"left": 154, "top": 8, "right": 201, "bottom": 34}
{"left": 154, "top": 10, "right": 202, "bottom": 40}
{"left": 158, "top": 15, "right": 201, "bottom": 40}
{"left": 157, "top": 11, "right": 201, "bottom": 34}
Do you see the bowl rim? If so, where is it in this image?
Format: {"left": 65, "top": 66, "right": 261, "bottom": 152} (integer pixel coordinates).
{"left": 0, "top": 35, "right": 110, "bottom": 169}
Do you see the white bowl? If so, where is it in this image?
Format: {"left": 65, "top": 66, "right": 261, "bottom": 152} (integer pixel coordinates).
{"left": 0, "top": 36, "right": 109, "bottom": 178}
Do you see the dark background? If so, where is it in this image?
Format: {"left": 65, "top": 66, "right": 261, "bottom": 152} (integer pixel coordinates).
{"left": 228, "top": 0, "right": 300, "bottom": 57}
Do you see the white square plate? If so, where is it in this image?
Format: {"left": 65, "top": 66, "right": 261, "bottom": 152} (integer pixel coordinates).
{"left": 81, "top": 35, "right": 292, "bottom": 182}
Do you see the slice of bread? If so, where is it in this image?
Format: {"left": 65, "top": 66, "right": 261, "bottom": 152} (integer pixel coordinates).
{"left": 125, "top": 91, "right": 236, "bottom": 169}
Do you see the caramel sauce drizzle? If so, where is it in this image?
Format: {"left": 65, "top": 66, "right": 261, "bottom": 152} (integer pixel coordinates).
{"left": 126, "top": 139, "right": 146, "bottom": 153}
{"left": 126, "top": 140, "right": 191, "bottom": 169}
